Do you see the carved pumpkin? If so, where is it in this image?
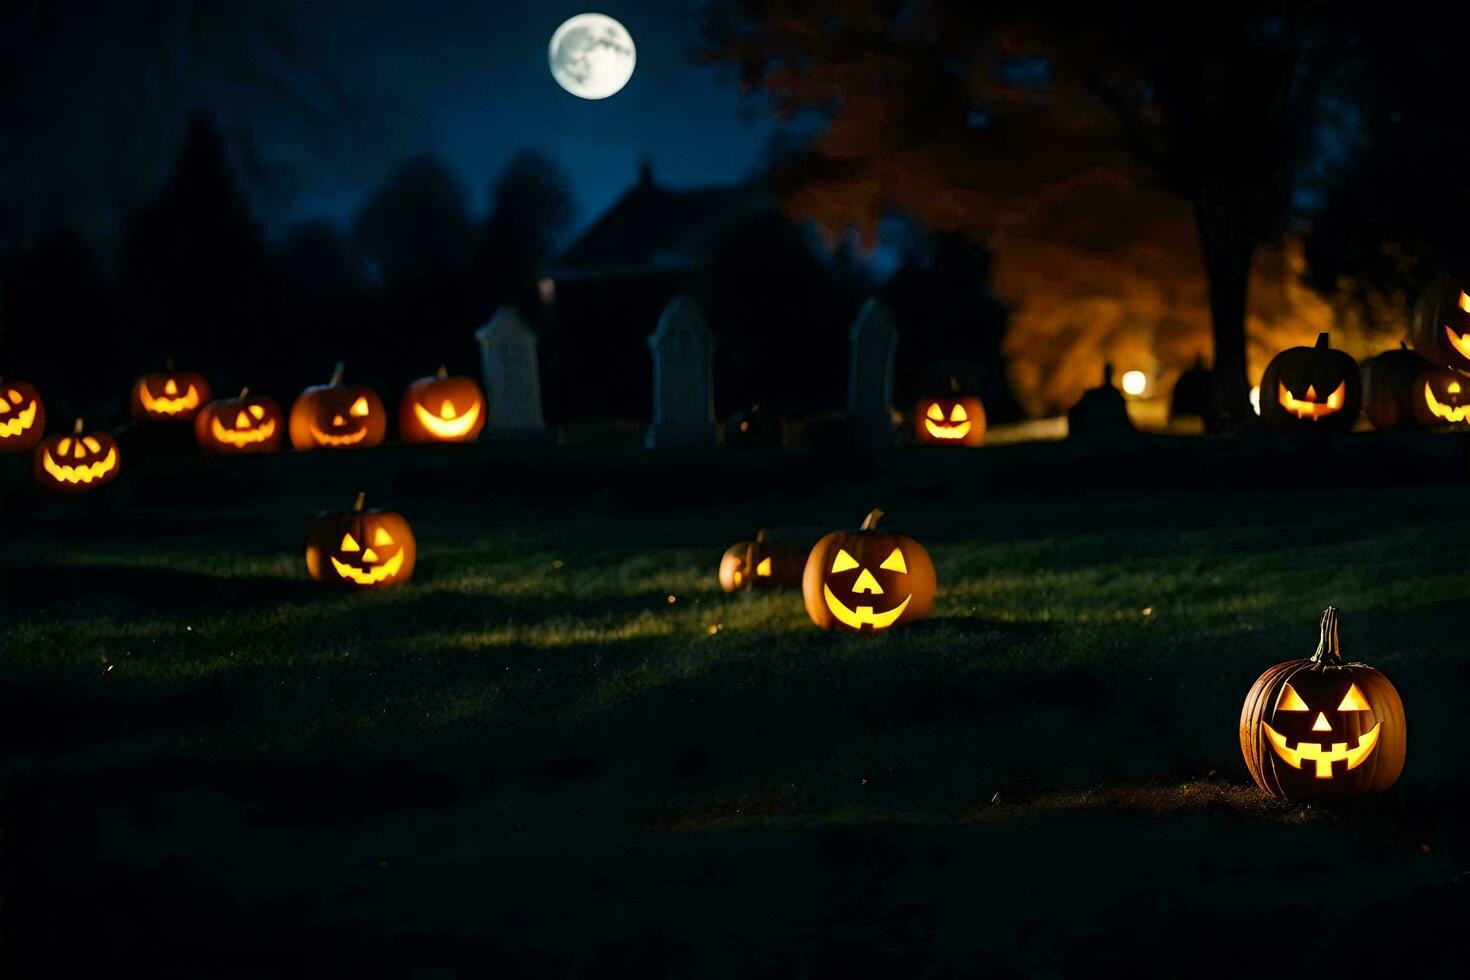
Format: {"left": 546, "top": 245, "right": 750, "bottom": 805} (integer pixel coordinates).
{"left": 1411, "top": 366, "right": 1470, "bottom": 427}
{"left": 718, "top": 529, "right": 806, "bottom": 592}
{"left": 1410, "top": 276, "right": 1470, "bottom": 371}
{"left": 915, "top": 379, "right": 986, "bottom": 447}
{"left": 194, "top": 388, "right": 284, "bottom": 454}
{"left": 305, "top": 491, "right": 416, "bottom": 589}
{"left": 398, "top": 366, "right": 485, "bottom": 444}
{"left": 0, "top": 377, "right": 46, "bottom": 452}
{"left": 1240, "top": 608, "right": 1406, "bottom": 802}
{"left": 288, "top": 363, "right": 386, "bottom": 451}
{"left": 1360, "top": 343, "right": 1435, "bottom": 431}
{"left": 1258, "top": 333, "right": 1361, "bottom": 430}
{"left": 803, "top": 508, "right": 935, "bottom": 632}
{"left": 32, "top": 418, "right": 121, "bottom": 492}
{"left": 129, "top": 359, "right": 212, "bottom": 422}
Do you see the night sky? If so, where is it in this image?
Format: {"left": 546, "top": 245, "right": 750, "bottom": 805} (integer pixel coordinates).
{"left": 287, "top": 1, "right": 772, "bottom": 237}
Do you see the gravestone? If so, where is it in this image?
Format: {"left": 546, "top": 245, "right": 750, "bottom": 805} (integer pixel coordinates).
{"left": 475, "top": 307, "right": 546, "bottom": 438}
{"left": 1067, "top": 363, "right": 1135, "bottom": 439}
{"left": 846, "top": 297, "right": 900, "bottom": 447}
{"left": 645, "top": 295, "right": 719, "bottom": 449}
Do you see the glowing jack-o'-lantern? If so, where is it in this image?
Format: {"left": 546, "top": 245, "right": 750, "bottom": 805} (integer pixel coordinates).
{"left": 1258, "top": 333, "right": 1361, "bottom": 430}
{"left": 1411, "top": 366, "right": 1470, "bottom": 427}
{"left": 305, "top": 491, "right": 416, "bottom": 589}
{"left": 1361, "top": 343, "right": 1435, "bottom": 431}
{"left": 1240, "top": 607, "right": 1406, "bottom": 801}
{"left": 398, "top": 366, "right": 486, "bottom": 444}
{"left": 129, "top": 359, "right": 212, "bottom": 422}
{"left": 915, "top": 380, "right": 986, "bottom": 447}
{"left": 803, "top": 508, "right": 935, "bottom": 632}
{"left": 194, "top": 388, "right": 284, "bottom": 454}
{"left": 718, "top": 529, "right": 806, "bottom": 592}
{"left": 32, "top": 418, "right": 121, "bottom": 492}
{"left": 0, "top": 377, "right": 46, "bottom": 452}
{"left": 288, "top": 363, "right": 387, "bottom": 450}
{"left": 1410, "top": 277, "right": 1470, "bottom": 371}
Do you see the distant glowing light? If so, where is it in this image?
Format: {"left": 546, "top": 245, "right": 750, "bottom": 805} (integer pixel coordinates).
{"left": 1120, "top": 370, "right": 1147, "bottom": 396}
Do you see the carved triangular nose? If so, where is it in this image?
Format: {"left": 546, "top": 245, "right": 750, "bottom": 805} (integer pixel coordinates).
{"left": 332, "top": 414, "right": 345, "bottom": 425}
{"left": 1312, "top": 711, "right": 1331, "bottom": 732}
{"left": 440, "top": 400, "right": 456, "bottom": 419}
{"left": 164, "top": 378, "right": 178, "bottom": 395}
{"left": 362, "top": 548, "right": 379, "bottom": 564}
{"left": 1304, "top": 385, "right": 1318, "bottom": 402}
{"left": 235, "top": 411, "right": 251, "bottom": 429}
{"left": 852, "top": 568, "right": 883, "bottom": 594}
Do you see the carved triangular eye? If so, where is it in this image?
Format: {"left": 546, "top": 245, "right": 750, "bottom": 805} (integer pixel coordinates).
{"left": 340, "top": 533, "right": 361, "bottom": 552}
{"left": 926, "top": 403, "right": 944, "bottom": 421}
{"left": 83, "top": 436, "right": 101, "bottom": 452}
{"left": 879, "top": 548, "right": 907, "bottom": 573}
{"left": 349, "top": 396, "right": 371, "bottom": 417}
{"left": 949, "top": 404, "right": 967, "bottom": 422}
{"left": 1337, "top": 683, "right": 1370, "bottom": 711}
{"left": 1278, "top": 684, "right": 1309, "bottom": 711}
{"left": 831, "top": 549, "right": 859, "bottom": 573}
{"left": 756, "top": 557, "right": 772, "bottom": 576}
{"left": 56, "top": 438, "right": 72, "bottom": 456}
{"left": 249, "top": 404, "right": 266, "bottom": 419}
{"left": 373, "top": 527, "right": 394, "bottom": 546}
{"left": 1459, "top": 290, "right": 1470, "bottom": 313}
{"left": 7, "top": 390, "right": 21, "bottom": 405}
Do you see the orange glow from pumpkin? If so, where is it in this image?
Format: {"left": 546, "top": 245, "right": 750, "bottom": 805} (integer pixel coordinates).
{"left": 39, "top": 445, "right": 118, "bottom": 484}
{"left": 1262, "top": 721, "right": 1381, "bottom": 779}
{"left": 1423, "top": 382, "right": 1470, "bottom": 423}
{"left": 1277, "top": 380, "right": 1346, "bottom": 420}
{"left": 138, "top": 382, "right": 202, "bottom": 416}
{"left": 411, "top": 398, "right": 481, "bottom": 439}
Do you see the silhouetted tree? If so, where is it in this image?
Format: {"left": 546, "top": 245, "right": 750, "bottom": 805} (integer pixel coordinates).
{"left": 701, "top": 1, "right": 1358, "bottom": 430}
{"left": 475, "top": 150, "right": 575, "bottom": 323}
{"left": 352, "top": 155, "right": 476, "bottom": 378}
{"left": 118, "top": 109, "right": 273, "bottom": 387}
{"left": 271, "top": 221, "right": 369, "bottom": 389}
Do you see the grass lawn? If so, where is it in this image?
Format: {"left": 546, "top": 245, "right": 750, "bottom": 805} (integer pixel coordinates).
{"left": 3, "top": 437, "right": 1470, "bottom": 976}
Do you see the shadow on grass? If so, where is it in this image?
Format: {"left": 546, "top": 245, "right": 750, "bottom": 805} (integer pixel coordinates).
{"left": 2, "top": 562, "right": 314, "bottom": 615}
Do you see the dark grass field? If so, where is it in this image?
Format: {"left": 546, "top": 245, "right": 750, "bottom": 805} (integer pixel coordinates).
{"left": 4, "top": 435, "right": 1470, "bottom": 977}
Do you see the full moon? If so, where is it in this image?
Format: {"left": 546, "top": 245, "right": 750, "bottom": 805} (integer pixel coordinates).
{"left": 549, "top": 13, "right": 636, "bottom": 100}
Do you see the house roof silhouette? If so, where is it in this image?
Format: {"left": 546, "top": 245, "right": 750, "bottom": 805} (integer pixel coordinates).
{"left": 554, "top": 161, "right": 774, "bottom": 280}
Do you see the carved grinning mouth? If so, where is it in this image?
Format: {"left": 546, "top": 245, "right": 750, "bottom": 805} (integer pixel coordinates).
{"left": 1262, "top": 721, "right": 1381, "bottom": 779}
{"left": 329, "top": 549, "right": 404, "bottom": 585}
{"left": 211, "top": 416, "right": 277, "bottom": 445}
{"left": 1277, "top": 381, "right": 1345, "bottom": 420}
{"left": 309, "top": 424, "right": 367, "bottom": 447}
{"left": 923, "top": 418, "right": 971, "bottom": 440}
{"left": 1423, "top": 384, "right": 1470, "bottom": 423}
{"left": 821, "top": 585, "right": 911, "bottom": 630}
{"left": 139, "top": 384, "right": 200, "bottom": 415}
{"left": 0, "top": 400, "right": 38, "bottom": 437}
{"left": 40, "top": 446, "right": 117, "bottom": 484}
{"left": 413, "top": 399, "right": 480, "bottom": 438}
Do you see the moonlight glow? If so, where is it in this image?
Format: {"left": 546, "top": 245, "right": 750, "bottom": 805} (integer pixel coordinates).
{"left": 1120, "top": 370, "right": 1147, "bottom": 396}
{"left": 549, "top": 13, "right": 636, "bottom": 100}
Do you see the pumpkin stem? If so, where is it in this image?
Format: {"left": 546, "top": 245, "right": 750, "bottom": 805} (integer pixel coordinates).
{"left": 1101, "top": 362, "right": 1114, "bottom": 387}
{"left": 1311, "top": 607, "right": 1343, "bottom": 665}
{"left": 238, "top": 387, "right": 249, "bottom": 399}
{"left": 73, "top": 418, "right": 84, "bottom": 435}
{"left": 755, "top": 528, "right": 767, "bottom": 543}
{"left": 860, "top": 508, "right": 884, "bottom": 531}
{"left": 436, "top": 364, "right": 449, "bottom": 379}
{"left": 1400, "top": 341, "right": 1410, "bottom": 351}
{"left": 352, "top": 491, "right": 366, "bottom": 513}
{"left": 330, "top": 362, "right": 345, "bottom": 386}
{"left": 1314, "top": 333, "right": 1330, "bottom": 350}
